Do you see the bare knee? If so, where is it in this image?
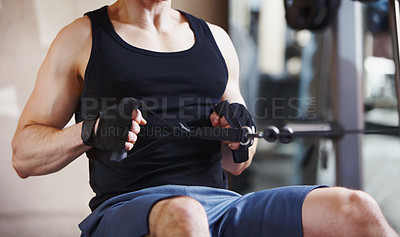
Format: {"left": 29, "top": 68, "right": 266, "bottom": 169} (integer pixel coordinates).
{"left": 341, "top": 190, "right": 398, "bottom": 236}
{"left": 160, "top": 196, "right": 208, "bottom": 226}
{"left": 303, "top": 187, "right": 397, "bottom": 237}
{"left": 148, "top": 196, "right": 210, "bottom": 237}
{"left": 340, "top": 190, "right": 381, "bottom": 228}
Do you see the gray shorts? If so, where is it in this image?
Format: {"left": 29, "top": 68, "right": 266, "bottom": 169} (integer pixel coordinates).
{"left": 79, "top": 184, "right": 325, "bottom": 237}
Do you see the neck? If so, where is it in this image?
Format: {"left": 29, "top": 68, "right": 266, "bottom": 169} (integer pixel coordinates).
{"left": 111, "top": 0, "right": 173, "bottom": 32}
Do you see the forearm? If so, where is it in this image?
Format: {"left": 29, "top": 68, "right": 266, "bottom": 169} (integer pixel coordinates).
{"left": 221, "top": 140, "right": 257, "bottom": 175}
{"left": 12, "top": 122, "right": 89, "bottom": 178}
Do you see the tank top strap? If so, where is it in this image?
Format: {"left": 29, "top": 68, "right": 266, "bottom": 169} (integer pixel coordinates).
{"left": 82, "top": 7, "right": 108, "bottom": 97}
{"left": 179, "top": 11, "right": 216, "bottom": 48}
{"left": 179, "top": 11, "right": 227, "bottom": 75}
{"left": 84, "top": 6, "right": 108, "bottom": 28}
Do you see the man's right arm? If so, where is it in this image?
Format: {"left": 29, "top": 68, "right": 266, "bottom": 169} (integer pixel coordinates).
{"left": 11, "top": 17, "right": 93, "bottom": 178}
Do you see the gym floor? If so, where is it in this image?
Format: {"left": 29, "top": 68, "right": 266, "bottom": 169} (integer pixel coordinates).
{"left": 0, "top": 0, "right": 399, "bottom": 236}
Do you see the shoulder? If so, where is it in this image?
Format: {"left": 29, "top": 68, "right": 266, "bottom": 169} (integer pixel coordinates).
{"left": 206, "top": 23, "right": 231, "bottom": 45}
{"left": 205, "top": 22, "right": 239, "bottom": 72}
{"left": 44, "top": 16, "right": 92, "bottom": 75}
{"left": 205, "top": 22, "right": 236, "bottom": 57}
{"left": 206, "top": 23, "right": 229, "bottom": 37}
{"left": 52, "top": 16, "right": 92, "bottom": 51}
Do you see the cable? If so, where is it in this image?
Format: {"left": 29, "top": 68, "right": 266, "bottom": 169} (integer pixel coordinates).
{"left": 243, "top": 126, "right": 400, "bottom": 144}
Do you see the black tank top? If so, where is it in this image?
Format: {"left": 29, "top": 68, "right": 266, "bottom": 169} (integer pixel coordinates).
{"left": 75, "top": 6, "right": 229, "bottom": 211}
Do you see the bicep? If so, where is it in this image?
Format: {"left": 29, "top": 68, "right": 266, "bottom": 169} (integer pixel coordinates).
{"left": 208, "top": 23, "right": 244, "bottom": 105}
{"left": 18, "top": 22, "right": 88, "bottom": 130}
{"left": 21, "top": 60, "right": 82, "bottom": 129}
{"left": 209, "top": 23, "right": 259, "bottom": 174}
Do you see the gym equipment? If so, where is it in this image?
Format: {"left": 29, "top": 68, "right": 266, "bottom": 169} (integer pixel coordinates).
{"left": 389, "top": 0, "right": 400, "bottom": 125}
{"left": 367, "top": 0, "right": 389, "bottom": 33}
{"left": 352, "top": 0, "right": 380, "bottom": 2}
{"left": 284, "top": 0, "right": 385, "bottom": 31}
{"left": 284, "top": 0, "right": 341, "bottom": 31}
{"left": 211, "top": 101, "right": 257, "bottom": 163}
{"left": 118, "top": 99, "right": 256, "bottom": 164}
{"left": 111, "top": 98, "right": 399, "bottom": 164}
{"left": 81, "top": 97, "right": 139, "bottom": 150}
{"left": 240, "top": 125, "right": 399, "bottom": 145}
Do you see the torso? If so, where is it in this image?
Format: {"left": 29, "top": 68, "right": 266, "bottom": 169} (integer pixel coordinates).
{"left": 76, "top": 7, "right": 198, "bottom": 82}
{"left": 76, "top": 6, "right": 230, "bottom": 210}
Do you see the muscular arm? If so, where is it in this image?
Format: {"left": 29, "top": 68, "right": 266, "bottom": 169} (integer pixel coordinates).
{"left": 208, "top": 24, "right": 258, "bottom": 175}
{"left": 11, "top": 17, "right": 93, "bottom": 178}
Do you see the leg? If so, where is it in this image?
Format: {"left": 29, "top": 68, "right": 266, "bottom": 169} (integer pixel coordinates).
{"left": 146, "top": 196, "right": 210, "bottom": 237}
{"left": 212, "top": 185, "right": 321, "bottom": 236}
{"left": 88, "top": 194, "right": 178, "bottom": 237}
{"left": 302, "top": 187, "right": 399, "bottom": 237}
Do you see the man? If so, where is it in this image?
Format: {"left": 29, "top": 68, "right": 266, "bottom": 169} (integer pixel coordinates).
{"left": 11, "top": 0, "right": 398, "bottom": 236}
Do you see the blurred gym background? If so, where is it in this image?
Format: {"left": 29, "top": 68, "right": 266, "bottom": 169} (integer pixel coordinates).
{"left": 0, "top": 0, "right": 399, "bottom": 236}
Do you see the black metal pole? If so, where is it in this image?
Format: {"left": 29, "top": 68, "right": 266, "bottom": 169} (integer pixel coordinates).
{"left": 389, "top": 0, "right": 400, "bottom": 135}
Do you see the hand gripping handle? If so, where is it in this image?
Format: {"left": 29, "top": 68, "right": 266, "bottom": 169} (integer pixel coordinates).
{"left": 120, "top": 97, "right": 141, "bottom": 115}
{"left": 212, "top": 101, "right": 250, "bottom": 163}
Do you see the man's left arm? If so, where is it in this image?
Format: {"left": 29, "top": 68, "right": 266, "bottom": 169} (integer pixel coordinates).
{"left": 208, "top": 23, "right": 258, "bottom": 175}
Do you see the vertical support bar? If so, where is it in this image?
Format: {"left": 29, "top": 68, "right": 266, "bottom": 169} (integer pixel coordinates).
{"left": 389, "top": 0, "right": 400, "bottom": 124}
{"left": 332, "top": 0, "right": 364, "bottom": 189}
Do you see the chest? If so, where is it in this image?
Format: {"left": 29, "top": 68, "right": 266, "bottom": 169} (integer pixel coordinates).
{"left": 111, "top": 20, "right": 195, "bottom": 53}
{"left": 87, "top": 41, "right": 227, "bottom": 101}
